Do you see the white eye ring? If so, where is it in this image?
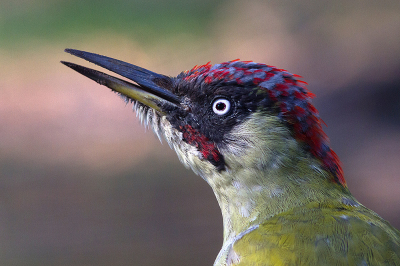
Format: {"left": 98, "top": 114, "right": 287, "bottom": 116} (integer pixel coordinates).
{"left": 212, "top": 98, "right": 231, "bottom": 115}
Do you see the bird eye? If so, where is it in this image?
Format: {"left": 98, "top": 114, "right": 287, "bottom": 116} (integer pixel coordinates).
{"left": 212, "top": 98, "right": 231, "bottom": 115}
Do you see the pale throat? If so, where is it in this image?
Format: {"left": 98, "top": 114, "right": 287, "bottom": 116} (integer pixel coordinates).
{"left": 203, "top": 113, "right": 336, "bottom": 242}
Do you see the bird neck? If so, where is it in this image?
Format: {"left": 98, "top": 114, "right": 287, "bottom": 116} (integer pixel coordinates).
{"left": 205, "top": 113, "right": 351, "bottom": 243}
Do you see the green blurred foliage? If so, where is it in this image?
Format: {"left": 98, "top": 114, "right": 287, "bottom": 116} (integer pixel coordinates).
{"left": 0, "top": 0, "right": 225, "bottom": 48}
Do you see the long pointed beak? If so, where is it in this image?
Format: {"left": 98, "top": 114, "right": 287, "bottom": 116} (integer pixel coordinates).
{"left": 61, "top": 49, "right": 180, "bottom": 114}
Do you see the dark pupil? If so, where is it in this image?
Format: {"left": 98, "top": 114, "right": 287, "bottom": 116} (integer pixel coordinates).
{"left": 216, "top": 102, "right": 226, "bottom": 111}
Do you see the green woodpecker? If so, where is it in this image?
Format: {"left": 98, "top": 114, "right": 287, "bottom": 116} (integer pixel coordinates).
{"left": 62, "top": 49, "right": 400, "bottom": 266}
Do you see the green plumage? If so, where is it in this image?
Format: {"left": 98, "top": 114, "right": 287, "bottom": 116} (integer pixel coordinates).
{"left": 209, "top": 113, "right": 400, "bottom": 266}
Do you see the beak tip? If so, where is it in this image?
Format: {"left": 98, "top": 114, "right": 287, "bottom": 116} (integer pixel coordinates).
{"left": 64, "top": 48, "right": 84, "bottom": 57}
{"left": 60, "top": 61, "right": 75, "bottom": 69}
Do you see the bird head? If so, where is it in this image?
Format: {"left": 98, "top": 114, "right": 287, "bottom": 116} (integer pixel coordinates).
{"left": 62, "top": 49, "right": 345, "bottom": 188}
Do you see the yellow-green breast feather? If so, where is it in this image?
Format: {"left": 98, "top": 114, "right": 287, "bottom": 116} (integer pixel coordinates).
{"left": 232, "top": 201, "right": 400, "bottom": 266}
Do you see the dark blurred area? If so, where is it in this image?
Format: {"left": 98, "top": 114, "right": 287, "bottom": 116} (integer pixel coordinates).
{"left": 0, "top": 0, "right": 399, "bottom": 265}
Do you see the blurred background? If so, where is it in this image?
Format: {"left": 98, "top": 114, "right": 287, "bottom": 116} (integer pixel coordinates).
{"left": 1, "top": 0, "right": 400, "bottom": 265}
